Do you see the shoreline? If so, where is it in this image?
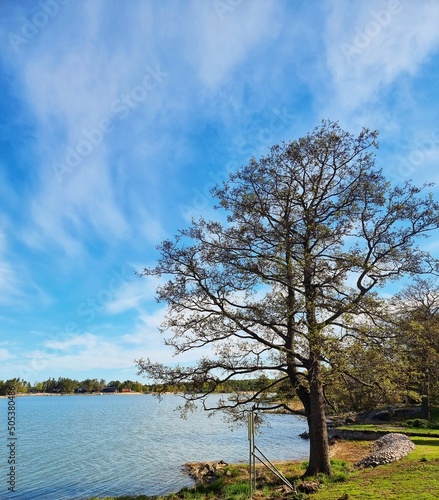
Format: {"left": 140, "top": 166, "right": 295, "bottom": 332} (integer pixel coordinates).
{"left": 0, "top": 391, "right": 145, "bottom": 398}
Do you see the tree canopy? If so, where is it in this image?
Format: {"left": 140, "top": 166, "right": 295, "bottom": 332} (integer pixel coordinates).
{"left": 137, "top": 120, "right": 439, "bottom": 476}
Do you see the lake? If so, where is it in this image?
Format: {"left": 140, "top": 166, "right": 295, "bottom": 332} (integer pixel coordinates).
{"left": 0, "top": 394, "right": 309, "bottom": 499}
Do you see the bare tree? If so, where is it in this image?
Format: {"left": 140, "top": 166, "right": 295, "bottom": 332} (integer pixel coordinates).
{"left": 136, "top": 120, "right": 439, "bottom": 476}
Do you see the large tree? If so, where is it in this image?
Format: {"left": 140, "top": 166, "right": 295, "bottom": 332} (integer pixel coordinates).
{"left": 137, "top": 120, "right": 439, "bottom": 476}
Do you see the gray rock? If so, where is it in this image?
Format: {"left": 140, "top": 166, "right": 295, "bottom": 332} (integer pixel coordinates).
{"left": 355, "top": 433, "right": 415, "bottom": 468}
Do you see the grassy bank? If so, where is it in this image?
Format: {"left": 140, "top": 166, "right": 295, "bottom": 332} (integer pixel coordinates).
{"left": 313, "top": 436, "right": 439, "bottom": 499}
{"left": 333, "top": 423, "right": 439, "bottom": 437}
{"left": 87, "top": 436, "right": 439, "bottom": 500}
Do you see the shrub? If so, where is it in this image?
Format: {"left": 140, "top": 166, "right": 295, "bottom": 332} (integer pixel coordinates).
{"left": 405, "top": 419, "right": 429, "bottom": 428}
{"left": 405, "top": 418, "right": 439, "bottom": 429}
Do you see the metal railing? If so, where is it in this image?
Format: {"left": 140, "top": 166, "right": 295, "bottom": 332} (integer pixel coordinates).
{"left": 248, "top": 408, "right": 296, "bottom": 498}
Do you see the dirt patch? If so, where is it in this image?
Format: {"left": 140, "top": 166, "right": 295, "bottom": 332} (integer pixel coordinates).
{"left": 329, "top": 439, "right": 372, "bottom": 463}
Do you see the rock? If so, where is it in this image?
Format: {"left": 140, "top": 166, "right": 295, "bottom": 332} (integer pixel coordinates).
{"left": 183, "top": 461, "right": 229, "bottom": 484}
{"left": 393, "top": 407, "right": 421, "bottom": 418}
{"left": 328, "top": 428, "right": 386, "bottom": 441}
{"left": 371, "top": 410, "right": 393, "bottom": 421}
{"left": 297, "top": 480, "right": 320, "bottom": 493}
{"left": 355, "top": 433, "right": 415, "bottom": 469}
{"left": 299, "top": 431, "right": 309, "bottom": 439}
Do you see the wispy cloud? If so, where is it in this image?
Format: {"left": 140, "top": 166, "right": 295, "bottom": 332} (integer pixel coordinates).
{"left": 5, "top": 2, "right": 169, "bottom": 263}
{"left": 187, "top": 1, "right": 281, "bottom": 90}
{"left": 0, "top": 227, "right": 52, "bottom": 308}
{"left": 324, "top": 0, "right": 439, "bottom": 114}
{"left": 104, "top": 274, "right": 160, "bottom": 315}
{"left": 0, "top": 348, "right": 13, "bottom": 362}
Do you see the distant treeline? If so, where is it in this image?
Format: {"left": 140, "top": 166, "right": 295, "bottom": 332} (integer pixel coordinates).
{"left": 0, "top": 377, "right": 147, "bottom": 395}
{"left": 0, "top": 376, "right": 273, "bottom": 396}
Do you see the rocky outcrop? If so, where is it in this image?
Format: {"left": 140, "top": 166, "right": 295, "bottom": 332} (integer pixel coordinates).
{"left": 355, "top": 433, "right": 415, "bottom": 468}
{"left": 328, "top": 428, "right": 387, "bottom": 441}
{"left": 357, "top": 407, "right": 421, "bottom": 424}
{"left": 183, "top": 460, "right": 229, "bottom": 484}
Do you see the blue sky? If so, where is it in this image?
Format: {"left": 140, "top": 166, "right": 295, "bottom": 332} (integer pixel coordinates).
{"left": 1, "top": 0, "right": 439, "bottom": 384}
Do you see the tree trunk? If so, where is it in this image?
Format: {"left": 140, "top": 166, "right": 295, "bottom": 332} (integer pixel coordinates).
{"left": 421, "top": 395, "right": 430, "bottom": 420}
{"left": 303, "top": 361, "right": 331, "bottom": 477}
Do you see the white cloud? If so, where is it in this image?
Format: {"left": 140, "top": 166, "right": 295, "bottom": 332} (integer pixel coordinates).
{"left": 9, "top": 2, "right": 167, "bottom": 260}
{"left": 0, "top": 260, "right": 18, "bottom": 305}
{"left": 0, "top": 227, "right": 53, "bottom": 308}
{"left": 188, "top": 0, "right": 281, "bottom": 89}
{"left": 12, "top": 323, "right": 202, "bottom": 380}
{"left": 324, "top": 0, "right": 439, "bottom": 112}
{"left": 121, "top": 308, "right": 167, "bottom": 345}
{"left": 0, "top": 348, "right": 13, "bottom": 361}
{"left": 104, "top": 272, "right": 160, "bottom": 315}
{"left": 43, "top": 332, "right": 98, "bottom": 351}
{"left": 20, "top": 333, "right": 132, "bottom": 372}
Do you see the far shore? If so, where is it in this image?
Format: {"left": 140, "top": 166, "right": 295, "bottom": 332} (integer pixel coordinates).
{"left": 0, "top": 391, "right": 145, "bottom": 398}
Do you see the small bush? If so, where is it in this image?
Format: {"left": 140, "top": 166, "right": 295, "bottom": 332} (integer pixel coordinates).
{"left": 405, "top": 418, "right": 429, "bottom": 428}
{"left": 405, "top": 418, "right": 439, "bottom": 429}
{"left": 428, "top": 420, "right": 439, "bottom": 429}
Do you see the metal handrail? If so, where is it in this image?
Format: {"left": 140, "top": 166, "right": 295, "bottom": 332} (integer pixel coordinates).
{"left": 253, "top": 445, "right": 295, "bottom": 490}
{"left": 248, "top": 409, "right": 296, "bottom": 498}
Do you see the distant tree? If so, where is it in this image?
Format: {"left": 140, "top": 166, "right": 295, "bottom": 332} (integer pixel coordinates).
{"left": 132, "top": 381, "right": 143, "bottom": 392}
{"left": 392, "top": 277, "right": 439, "bottom": 417}
{"left": 108, "top": 380, "right": 122, "bottom": 391}
{"left": 56, "top": 377, "right": 79, "bottom": 393}
{"left": 4, "top": 378, "right": 30, "bottom": 393}
{"left": 43, "top": 377, "right": 57, "bottom": 393}
{"left": 79, "top": 378, "right": 103, "bottom": 393}
{"left": 323, "top": 336, "right": 409, "bottom": 413}
{"left": 137, "top": 121, "right": 439, "bottom": 476}
{"left": 121, "top": 380, "right": 134, "bottom": 391}
{"left": 33, "top": 381, "right": 45, "bottom": 393}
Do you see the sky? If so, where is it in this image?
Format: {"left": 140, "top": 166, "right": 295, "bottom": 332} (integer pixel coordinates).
{"left": 1, "top": 0, "right": 439, "bottom": 384}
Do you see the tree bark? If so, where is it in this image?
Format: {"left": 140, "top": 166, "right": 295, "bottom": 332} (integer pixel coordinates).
{"left": 304, "top": 360, "right": 331, "bottom": 477}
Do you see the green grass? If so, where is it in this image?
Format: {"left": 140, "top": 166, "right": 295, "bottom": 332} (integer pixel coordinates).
{"left": 313, "top": 436, "right": 439, "bottom": 499}
{"left": 335, "top": 423, "right": 439, "bottom": 437}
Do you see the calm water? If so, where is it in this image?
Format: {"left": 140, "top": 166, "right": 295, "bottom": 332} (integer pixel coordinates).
{"left": 0, "top": 394, "right": 308, "bottom": 499}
